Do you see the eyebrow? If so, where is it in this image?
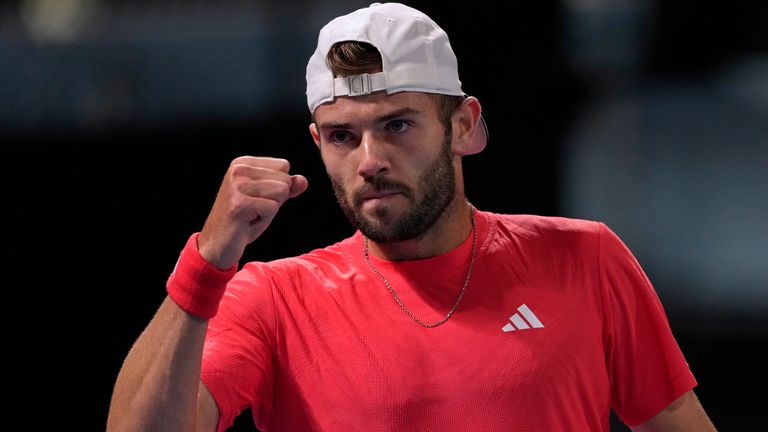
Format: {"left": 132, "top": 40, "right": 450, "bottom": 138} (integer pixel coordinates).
{"left": 317, "top": 107, "right": 421, "bottom": 130}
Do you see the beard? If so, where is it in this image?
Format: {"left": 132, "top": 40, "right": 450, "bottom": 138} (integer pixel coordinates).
{"left": 330, "top": 138, "right": 456, "bottom": 243}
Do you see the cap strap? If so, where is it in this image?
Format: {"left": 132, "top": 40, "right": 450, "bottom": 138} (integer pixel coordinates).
{"left": 333, "top": 72, "right": 388, "bottom": 97}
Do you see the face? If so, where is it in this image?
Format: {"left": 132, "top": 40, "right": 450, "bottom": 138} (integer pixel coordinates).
{"left": 311, "top": 92, "right": 457, "bottom": 243}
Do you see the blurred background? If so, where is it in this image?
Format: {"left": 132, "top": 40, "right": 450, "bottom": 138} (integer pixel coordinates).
{"left": 3, "top": 0, "right": 766, "bottom": 430}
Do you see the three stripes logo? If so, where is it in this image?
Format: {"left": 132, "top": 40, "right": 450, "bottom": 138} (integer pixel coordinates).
{"left": 502, "top": 304, "right": 544, "bottom": 332}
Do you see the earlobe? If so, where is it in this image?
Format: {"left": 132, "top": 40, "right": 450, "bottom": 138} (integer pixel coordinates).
{"left": 452, "top": 97, "right": 486, "bottom": 156}
{"left": 309, "top": 123, "right": 321, "bottom": 148}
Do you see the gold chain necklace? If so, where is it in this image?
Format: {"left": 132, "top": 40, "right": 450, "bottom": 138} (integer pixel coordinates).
{"left": 363, "top": 209, "right": 476, "bottom": 328}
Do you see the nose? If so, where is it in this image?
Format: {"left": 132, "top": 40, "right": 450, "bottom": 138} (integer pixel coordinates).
{"left": 356, "top": 131, "right": 390, "bottom": 179}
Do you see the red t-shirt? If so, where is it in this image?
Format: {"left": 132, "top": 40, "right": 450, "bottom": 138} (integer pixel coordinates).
{"left": 201, "top": 210, "right": 696, "bottom": 431}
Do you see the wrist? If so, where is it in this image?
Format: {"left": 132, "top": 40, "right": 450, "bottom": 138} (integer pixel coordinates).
{"left": 166, "top": 232, "right": 237, "bottom": 320}
{"left": 197, "top": 236, "right": 239, "bottom": 271}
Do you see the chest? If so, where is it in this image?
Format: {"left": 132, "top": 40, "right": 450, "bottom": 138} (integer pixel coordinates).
{"left": 272, "top": 264, "right": 609, "bottom": 429}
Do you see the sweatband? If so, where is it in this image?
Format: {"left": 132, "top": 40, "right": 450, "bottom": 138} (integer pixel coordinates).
{"left": 166, "top": 232, "right": 237, "bottom": 320}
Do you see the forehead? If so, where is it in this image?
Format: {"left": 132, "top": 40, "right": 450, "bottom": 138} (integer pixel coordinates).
{"left": 313, "top": 91, "right": 439, "bottom": 124}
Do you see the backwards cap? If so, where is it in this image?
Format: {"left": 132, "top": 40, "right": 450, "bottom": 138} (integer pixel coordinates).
{"left": 306, "top": 2, "right": 487, "bottom": 154}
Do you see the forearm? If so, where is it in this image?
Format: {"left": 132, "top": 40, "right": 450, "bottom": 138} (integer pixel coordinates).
{"left": 632, "top": 390, "right": 716, "bottom": 432}
{"left": 107, "top": 296, "right": 208, "bottom": 432}
{"left": 106, "top": 155, "right": 305, "bottom": 430}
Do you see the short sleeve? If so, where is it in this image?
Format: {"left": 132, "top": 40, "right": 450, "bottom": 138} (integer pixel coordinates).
{"left": 597, "top": 223, "right": 697, "bottom": 426}
{"left": 201, "top": 263, "right": 278, "bottom": 432}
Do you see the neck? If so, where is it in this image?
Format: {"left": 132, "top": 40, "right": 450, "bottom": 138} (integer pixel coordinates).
{"left": 366, "top": 198, "right": 474, "bottom": 261}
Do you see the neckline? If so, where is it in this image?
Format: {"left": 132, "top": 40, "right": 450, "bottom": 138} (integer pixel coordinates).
{"left": 351, "top": 208, "right": 490, "bottom": 271}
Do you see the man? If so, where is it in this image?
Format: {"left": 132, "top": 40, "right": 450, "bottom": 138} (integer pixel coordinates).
{"left": 107, "top": 3, "right": 716, "bottom": 431}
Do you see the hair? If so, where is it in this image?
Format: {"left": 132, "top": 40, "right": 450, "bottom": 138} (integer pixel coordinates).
{"left": 325, "top": 41, "right": 463, "bottom": 135}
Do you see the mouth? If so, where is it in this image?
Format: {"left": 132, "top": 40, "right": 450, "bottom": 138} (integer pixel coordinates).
{"left": 360, "top": 190, "right": 402, "bottom": 201}
{"left": 352, "top": 178, "right": 411, "bottom": 209}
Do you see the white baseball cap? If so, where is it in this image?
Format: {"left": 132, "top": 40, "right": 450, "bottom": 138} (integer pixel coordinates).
{"left": 306, "top": 2, "right": 488, "bottom": 154}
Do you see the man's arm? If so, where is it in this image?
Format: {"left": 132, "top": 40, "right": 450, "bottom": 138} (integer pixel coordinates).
{"left": 106, "top": 157, "right": 307, "bottom": 431}
{"left": 107, "top": 297, "right": 218, "bottom": 431}
{"left": 632, "top": 390, "right": 716, "bottom": 432}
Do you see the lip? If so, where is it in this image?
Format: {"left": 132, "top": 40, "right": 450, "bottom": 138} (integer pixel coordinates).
{"left": 360, "top": 190, "right": 401, "bottom": 200}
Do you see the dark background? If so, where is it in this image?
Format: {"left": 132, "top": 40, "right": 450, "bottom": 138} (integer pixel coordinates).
{"left": 3, "top": 0, "right": 766, "bottom": 430}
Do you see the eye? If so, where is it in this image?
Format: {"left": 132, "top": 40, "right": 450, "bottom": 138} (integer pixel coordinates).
{"left": 328, "top": 129, "right": 354, "bottom": 145}
{"left": 386, "top": 119, "right": 411, "bottom": 133}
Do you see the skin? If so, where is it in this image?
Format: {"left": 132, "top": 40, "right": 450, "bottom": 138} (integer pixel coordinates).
{"left": 328, "top": 131, "right": 457, "bottom": 245}
{"left": 107, "top": 155, "right": 307, "bottom": 432}
{"left": 310, "top": 91, "right": 481, "bottom": 260}
{"left": 106, "top": 90, "right": 716, "bottom": 431}
{"left": 632, "top": 391, "right": 716, "bottom": 431}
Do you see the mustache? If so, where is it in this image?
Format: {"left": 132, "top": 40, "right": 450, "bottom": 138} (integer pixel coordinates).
{"left": 352, "top": 176, "right": 413, "bottom": 206}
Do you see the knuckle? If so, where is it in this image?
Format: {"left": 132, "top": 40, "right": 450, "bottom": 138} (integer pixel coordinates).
{"left": 263, "top": 200, "right": 280, "bottom": 215}
{"left": 276, "top": 182, "right": 291, "bottom": 199}
{"left": 230, "top": 156, "right": 249, "bottom": 167}
{"left": 233, "top": 178, "right": 250, "bottom": 194}
{"left": 230, "top": 163, "right": 249, "bottom": 177}
{"left": 228, "top": 192, "right": 247, "bottom": 211}
{"left": 276, "top": 158, "right": 290, "bottom": 172}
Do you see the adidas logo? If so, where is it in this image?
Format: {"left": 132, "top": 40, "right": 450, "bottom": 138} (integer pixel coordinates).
{"left": 502, "top": 304, "right": 544, "bottom": 332}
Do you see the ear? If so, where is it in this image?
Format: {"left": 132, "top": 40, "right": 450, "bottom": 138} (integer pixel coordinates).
{"left": 309, "top": 123, "right": 321, "bottom": 148}
{"left": 451, "top": 96, "right": 486, "bottom": 156}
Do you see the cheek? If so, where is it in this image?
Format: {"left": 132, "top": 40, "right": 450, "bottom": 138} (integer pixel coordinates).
{"left": 321, "top": 148, "right": 358, "bottom": 176}
{"left": 319, "top": 147, "right": 340, "bottom": 172}
{"left": 320, "top": 154, "right": 353, "bottom": 190}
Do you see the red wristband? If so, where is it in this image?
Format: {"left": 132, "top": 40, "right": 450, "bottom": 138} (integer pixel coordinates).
{"left": 166, "top": 233, "right": 237, "bottom": 320}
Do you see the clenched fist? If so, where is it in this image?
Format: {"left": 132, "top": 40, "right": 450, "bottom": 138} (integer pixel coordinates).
{"left": 197, "top": 156, "right": 308, "bottom": 269}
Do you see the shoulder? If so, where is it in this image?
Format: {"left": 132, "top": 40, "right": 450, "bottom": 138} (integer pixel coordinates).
{"left": 476, "top": 211, "right": 619, "bottom": 262}
{"left": 483, "top": 211, "right": 602, "bottom": 240}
